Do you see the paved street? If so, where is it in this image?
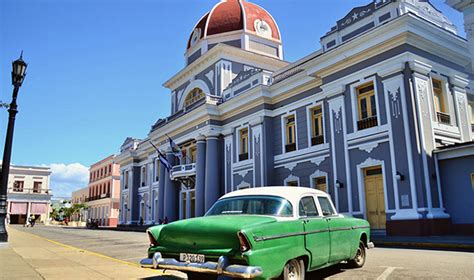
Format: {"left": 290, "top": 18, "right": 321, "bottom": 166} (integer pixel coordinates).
{"left": 4, "top": 225, "right": 474, "bottom": 279}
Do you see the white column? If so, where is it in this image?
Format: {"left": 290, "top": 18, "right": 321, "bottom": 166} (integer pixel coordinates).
{"left": 451, "top": 75, "right": 471, "bottom": 141}
{"left": 26, "top": 202, "right": 31, "bottom": 224}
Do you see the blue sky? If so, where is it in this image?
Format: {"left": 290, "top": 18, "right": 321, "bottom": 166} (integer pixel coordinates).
{"left": 0, "top": 0, "right": 465, "bottom": 197}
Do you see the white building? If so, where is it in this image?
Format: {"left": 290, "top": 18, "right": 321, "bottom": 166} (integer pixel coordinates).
{"left": 3, "top": 164, "right": 52, "bottom": 224}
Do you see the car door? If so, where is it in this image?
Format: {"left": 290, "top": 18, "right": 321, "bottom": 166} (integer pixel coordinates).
{"left": 317, "top": 196, "right": 352, "bottom": 263}
{"left": 299, "top": 196, "right": 330, "bottom": 269}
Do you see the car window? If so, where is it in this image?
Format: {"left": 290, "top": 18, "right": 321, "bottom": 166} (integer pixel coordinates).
{"left": 318, "top": 196, "right": 336, "bottom": 216}
{"left": 299, "top": 196, "right": 319, "bottom": 217}
{"left": 206, "top": 195, "right": 293, "bottom": 217}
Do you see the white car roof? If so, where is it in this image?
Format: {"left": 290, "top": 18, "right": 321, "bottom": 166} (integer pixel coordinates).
{"left": 220, "top": 186, "right": 329, "bottom": 206}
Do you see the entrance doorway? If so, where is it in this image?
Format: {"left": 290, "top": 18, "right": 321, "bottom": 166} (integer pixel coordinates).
{"left": 364, "top": 166, "right": 386, "bottom": 229}
{"left": 179, "top": 182, "right": 196, "bottom": 220}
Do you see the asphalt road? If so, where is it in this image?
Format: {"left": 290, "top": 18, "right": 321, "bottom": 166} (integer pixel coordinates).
{"left": 13, "top": 225, "right": 474, "bottom": 279}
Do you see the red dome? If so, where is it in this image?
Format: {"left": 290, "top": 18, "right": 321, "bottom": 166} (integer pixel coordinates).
{"left": 187, "top": 0, "right": 280, "bottom": 49}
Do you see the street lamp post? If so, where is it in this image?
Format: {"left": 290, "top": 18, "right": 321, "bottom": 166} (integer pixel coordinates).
{"left": 0, "top": 53, "right": 27, "bottom": 242}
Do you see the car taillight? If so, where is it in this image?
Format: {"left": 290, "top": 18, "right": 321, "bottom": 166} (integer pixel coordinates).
{"left": 237, "top": 231, "right": 251, "bottom": 252}
{"left": 147, "top": 231, "right": 158, "bottom": 247}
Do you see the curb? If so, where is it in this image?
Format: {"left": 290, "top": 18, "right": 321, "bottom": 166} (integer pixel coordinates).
{"left": 374, "top": 241, "right": 474, "bottom": 252}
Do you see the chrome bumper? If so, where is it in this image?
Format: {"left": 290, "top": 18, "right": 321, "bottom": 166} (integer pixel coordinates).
{"left": 367, "top": 242, "right": 375, "bottom": 249}
{"left": 140, "top": 252, "right": 262, "bottom": 279}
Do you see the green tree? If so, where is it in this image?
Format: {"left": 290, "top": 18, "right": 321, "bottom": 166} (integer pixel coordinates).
{"left": 65, "top": 203, "right": 88, "bottom": 221}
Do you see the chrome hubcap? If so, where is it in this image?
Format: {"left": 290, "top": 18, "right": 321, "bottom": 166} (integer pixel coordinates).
{"left": 286, "top": 260, "right": 300, "bottom": 280}
{"left": 355, "top": 246, "right": 364, "bottom": 264}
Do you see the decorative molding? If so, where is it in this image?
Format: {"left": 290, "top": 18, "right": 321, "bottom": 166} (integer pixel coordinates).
{"left": 358, "top": 142, "right": 379, "bottom": 153}
{"left": 235, "top": 169, "right": 250, "bottom": 177}
{"left": 235, "top": 181, "right": 251, "bottom": 190}
{"left": 283, "top": 174, "right": 300, "bottom": 186}
{"left": 205, "top": 69, "right": 214, "bottom": 87}
{"left": 417, "top": 81, "right": 429, "bottom": 118}
{"left": 359, "top": 157, "right": 381, "bottom": 168}
{"left": 333, "top": 107, "right": 343, "bottom": 134}
{"left": 456, "top": 93, "right": 467, "bottom": 128}
{"left": 388, "top": 86, "right": 401, "bottom": 119}
{"left": 285, "top": 162, "right": 298, "bottom": 171}
{"left": 310, "top": 155, "right": 327, "bottom": 166}
{"left": 254, "top": 134, "right": 261, "bottom": 157}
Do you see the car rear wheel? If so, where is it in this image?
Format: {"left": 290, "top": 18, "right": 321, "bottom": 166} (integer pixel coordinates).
{"left": 282, "top": 258, "right": 305, "bottom": 280}
{"left": 348, "top": 241, "right": 366, "bottom": 268}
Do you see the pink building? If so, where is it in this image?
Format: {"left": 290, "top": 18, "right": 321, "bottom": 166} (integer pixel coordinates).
{"left": 86, "top": 155, "right": 120, "bottom": 227}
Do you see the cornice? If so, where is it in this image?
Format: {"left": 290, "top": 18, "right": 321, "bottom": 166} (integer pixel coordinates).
{"left": 304, "top": 13, "right": 469, "bottom": 80}
{"left": 164, "top": 44, "right": 288, "bottom": 90}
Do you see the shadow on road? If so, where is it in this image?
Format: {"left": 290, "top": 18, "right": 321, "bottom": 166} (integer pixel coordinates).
{"left": 139, "top": 264, "right": 350, "bottom": 280}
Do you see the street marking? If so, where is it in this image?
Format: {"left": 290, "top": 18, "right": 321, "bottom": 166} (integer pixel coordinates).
{"left": 11, "top": 228, "right": 144, "bottom": 268}
{"left": 377, "top": 266, "right": 400, "bottom": 280}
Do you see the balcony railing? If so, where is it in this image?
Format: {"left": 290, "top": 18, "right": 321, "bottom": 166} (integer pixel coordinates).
{"left": 285, "top": 143, "right": 297, "bottom": 153}
{"left": 8, "top": 188, "right": 52, "bottom": 195}
{"left": 311, "top": 135, "right": 324, "bottom": 146}
{"left": 85, "top": 193, "right": 111, "bottom": 202}
{"left": 170, "top": 163, "right": 196, "bottom": 180}
{"left": 239, "top": 153, "right": 249, "bottom": 161}
{"left": 436, "top": 112, "right": 451, "bottom": 125}
{"left": 357, "top": 116, "right": 378, "bottom": 130}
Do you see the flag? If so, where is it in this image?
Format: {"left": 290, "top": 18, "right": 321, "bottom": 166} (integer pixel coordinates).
{"left": 148, "top": 140, "right": 172, "bottom": 172}
{"left": 167, "top": 134, "right": 183, "bottom": 159}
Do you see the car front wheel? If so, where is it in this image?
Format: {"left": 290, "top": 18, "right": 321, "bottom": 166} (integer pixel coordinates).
{"left": 348, "top": 241, "right": 366, "bottom": 268}
{"left": 282, "top": 258, "right": 305, "bottom": 280}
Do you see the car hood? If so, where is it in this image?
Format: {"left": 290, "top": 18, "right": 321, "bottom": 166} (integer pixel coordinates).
{"left": 154, "top": 215, "right": 277, "bottom": 251}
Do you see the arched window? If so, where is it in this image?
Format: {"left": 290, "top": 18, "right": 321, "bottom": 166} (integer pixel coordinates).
{"left": 184, "top": 88, "right": 205, "bottom": 107}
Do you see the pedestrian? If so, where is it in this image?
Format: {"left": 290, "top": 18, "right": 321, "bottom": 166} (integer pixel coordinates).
{"left": 158, "top": 218, "right": 163, "bottom": 225}
{"left": 30, "top": 214, "right": 36, "bottom": 227}
{"left": 25, "top": 215, "right": 31, "bottom": 227}
{"left": 139, "top": 217, "right": 144, "bottom": 226}
{"left": 164, "top": 217, "right": 168, "bottom": 224}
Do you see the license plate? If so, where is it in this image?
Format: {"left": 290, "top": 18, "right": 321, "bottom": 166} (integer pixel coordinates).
{"left": 180, "top": 253, "right": 205, "bottom": 263}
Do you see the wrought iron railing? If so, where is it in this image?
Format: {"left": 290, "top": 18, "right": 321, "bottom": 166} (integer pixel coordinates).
{"left": 239, "top": 153, "right": 249, "bottom": 161}
{"left": 357, "top": 116, "right": 378, "bottom": 130}
{"left": 311, "top": 135, "right": 324, "bottom": 146}
{"left": 436, "top": 112, "right": 451, "bottom": 125}
{"left": 170, "top": 163, "right": 196, "bottom": 180}
{"left": 285, "top": 143, "right": 297, "bottom": 153}
{"left": 85, "top": 193, "right": 111, "bottom": 202}
{"left": 8, "top": 188, "right": 52, "bottom": 195}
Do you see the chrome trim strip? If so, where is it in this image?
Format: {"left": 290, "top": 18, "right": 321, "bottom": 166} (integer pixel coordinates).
{"left": 329, "top": 227, "right": 353, "bottom": 232}
{"left": 254, "top": 225, "right": 369, "bottom": 242}
{"left": 253, "top": 228, "right": 329, "bottom": 242}
{"left": 351, "top": 225, "right": 370, "bottom": 230}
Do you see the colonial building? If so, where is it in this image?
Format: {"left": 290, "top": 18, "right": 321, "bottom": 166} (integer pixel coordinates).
{"left": 1, "top": 164, "right": 52, "bottom": 224}
{"left": 115, "top": 0, "right": 474, "bottom": 235}
{"left": 71, "top": 186, "right": 89, "bottom": 224}
{"left": 86, "top": 155, "right": 121, "bottom": 227}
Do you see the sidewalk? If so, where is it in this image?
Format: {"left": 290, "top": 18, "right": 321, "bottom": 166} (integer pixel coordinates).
{"left": 372, "top": 234, "right": 474, "bottom": 252}
{"left": 0, "top": 227, "right": 179, "bottom": 279}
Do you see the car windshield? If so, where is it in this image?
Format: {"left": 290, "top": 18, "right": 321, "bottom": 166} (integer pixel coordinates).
{"left": 206, "top": 195, "right": 293, "bottom": 217}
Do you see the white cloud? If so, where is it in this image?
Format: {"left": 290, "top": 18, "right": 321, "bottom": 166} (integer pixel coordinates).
{"left": 43, "top": 163, "right": 89, "bottom": 198}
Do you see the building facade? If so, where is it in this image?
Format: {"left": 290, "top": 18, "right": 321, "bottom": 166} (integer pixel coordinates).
{"left": 116, "top": 0, "right": 474, "bottom": 235}
{"left": 435, "top": 141, "right": 474, "bottom": 235}
{"left": 86, "top": 155, "right": 121, "bottom": 227}
{"left": 2, "top": 164, "right": 52, "bottom": 225}
{"left": 71, "top": 186, "right": 89, "bottom": 223}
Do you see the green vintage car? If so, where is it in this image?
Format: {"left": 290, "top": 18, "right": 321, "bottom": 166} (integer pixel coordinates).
{"left": 141, "top": 187, "right": 374, "bottom": 279}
